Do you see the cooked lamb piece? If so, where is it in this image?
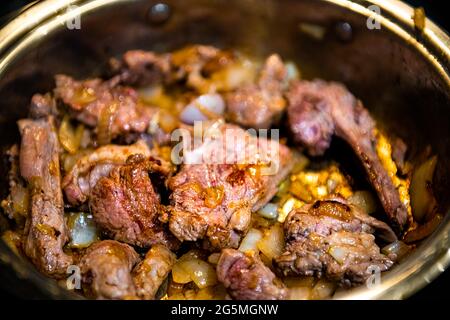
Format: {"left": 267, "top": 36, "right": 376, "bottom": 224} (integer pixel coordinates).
{"left": 274, "top": 196, "right": 395, "bottom": 287}
{"left": 111, "top": 50, "right": 172, "bottom": 86}
{"left": 132, "top": 244, "right": 176, "bottom": 300}
{"left": 226, "top": 54, "right": 287, "bottom": 129}
{"left": 18, "top": 117, "right": 72, "bottom": 278}
{"left": 167, "top": 122, "right": 292, "bottom": 250}
{"left": 90, "top": 154, "right": 179, "bottom": 250}
{"left": 287, "top": 80, "right": 408, "bottom": 229}
{"left": 217, "top": 249, "right": 288, "bottom": 300}
{"left": 54, "top": 75, "right": 156, "bottom": 139}
{"left": 29, "top": 93, "right": 58, "bottom": 119}
{"left": 112, "top": 45, "right": 234, "bottom": 91}
{"left": 79, "top": 240, "right": 140, "bottom": 299}
{"left": 62, "top": 140, "right": 152, "bottom": 205}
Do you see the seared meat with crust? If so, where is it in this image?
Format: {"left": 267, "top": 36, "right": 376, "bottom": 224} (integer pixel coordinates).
{"left": 54, "top": 75, "right": 156, "bottom": 138}
{"left": 132, "top": 244, "right": 176, "bottom": 300}
{"left": 112, "top": 50, "right": 172, "bottom": 86}
{"left": 18, "top": 117, "right": 72, "bottom": 278}
{"left": 217, "top": 249, "right": 288, "bottom": 300}
{"left": 167, "top": 122, "right": 292, "bottom": 250}
{"left": 62, "top": 140, "right": 151, "bottom": 205}
{"left": 79, "top": 240, "right": 139, "bottom": 299}
{"left": 112, "top": 45, "right": 234, "bottom": 91}
{"left": 274, "top": 196, "right": 395, "bottom": 287}
{"left": 90, "top": 154, "right": 179, "bottom": 250}
{"left": 226, "top": 54, "right": 287, "bottom": 129}
{"left": 287, "top": 80, "right": 408, "bottom": 229}
{"left": 29, "top": 93, "right": 58, "bottom": 119}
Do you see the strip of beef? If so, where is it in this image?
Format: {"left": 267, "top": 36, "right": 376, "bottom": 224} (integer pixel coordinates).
{"left": 287, "top": 80, "right": 408, "bottom": 230}
{"left": 18, "top": 117, "right": 72, "bottom": 278}
{"left": 132, "top": 244, "right": 176, "bottom": 300}
{"left": 217, "top": 249, "right": 287, "bottom": 300}
{"left": 54, "top": 75, "right": 156, "bottom": 139}
{"left": 274, "top": 196, "right": 396, "bottom": 287}
{"left": 62, "top": 140, "right": 151, "bottom": 205}
{"left": 90, "top": 154, "right": 179, "bottom": 250}
{"left": 167, "top": 122, "right": 292, "bottom": 250}
{"left": 79, "top": 240, "right": 140, "bottom": 299}
{"left": 112, "top": 45, "right": 234, "bottom": 91}
{"left": 226, "top": 54, "right": 287, "bottom": 129}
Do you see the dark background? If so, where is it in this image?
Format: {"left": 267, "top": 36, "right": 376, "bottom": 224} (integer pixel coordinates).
{"left": 0, "top": 0, "right": 448, "bottom": 300}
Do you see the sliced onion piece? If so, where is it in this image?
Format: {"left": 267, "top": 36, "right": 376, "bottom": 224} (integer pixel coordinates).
{"left": 258, "top": 203, "right": 279, "bottom": 220}
{"left": 239, "top": 228, "right": 263, "bottom": 253}
{"left": 66, "top": 212, "right": 99, "bottom": 249}
{"left": 381, "top": 240, "right": 411, "bottom": 261}
{"left": 257, "top": 224, "right": 285, "bottom": 260}
{"left": 179, "top": 94, "right": 225, "bottom": 125}
{"left": 348, "top": 190, "right": 378, "bottom": 214}
{"left": 410, "top": 155, "right": 438, "bottom": 222}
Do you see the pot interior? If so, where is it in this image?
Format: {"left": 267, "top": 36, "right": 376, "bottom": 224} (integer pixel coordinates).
{"left": 0, "top": 0, "right": 449, "bottom": 299}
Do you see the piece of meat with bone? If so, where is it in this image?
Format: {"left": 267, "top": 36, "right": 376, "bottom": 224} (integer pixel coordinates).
{"left": 287, "top": 80, "right": 409, "bottom": 230}
{"left": 167, "top": 122, "right": 292, "bottom": 250}
{"left": 217, "top": 249, "right": 288, "bottom": 300}
{"left": 62, "top": 140, "right": 151, "bottom": 205}
{"left": 274, "top": 196, "right": 396, "bottom": 287}
{"left": 54, "top": 74, "right": 156, "bottom": 140}
{"left": 226, "top": 54, "right": 287, "bottom": 129}
{"left": 79, "top": 240, "right": 140, "bottom": 299}
{"left": 132, "top": 244, "right": 176, "bottom": 300}
{"left": 90, "top": 154, "right": 179, "bottom": 250}
{"left": 18, "top": 117, "right": 72, "bottom": 278}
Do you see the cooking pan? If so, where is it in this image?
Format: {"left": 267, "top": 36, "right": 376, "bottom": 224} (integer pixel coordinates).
{"left": 0, "top": 0, "right": 448, "bottom": 299}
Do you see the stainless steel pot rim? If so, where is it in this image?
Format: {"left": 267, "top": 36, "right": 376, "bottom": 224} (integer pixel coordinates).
{"left": 0, "top": 0, "right": 448, "bottom": 300}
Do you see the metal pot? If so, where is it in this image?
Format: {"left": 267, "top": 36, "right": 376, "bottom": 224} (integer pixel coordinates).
{"left": 0, "top": 0, "right": 448, "bottom": 299}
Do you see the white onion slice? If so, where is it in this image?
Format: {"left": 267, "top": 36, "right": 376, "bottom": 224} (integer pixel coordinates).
{"left": 258, "top": 203, "right": 279, "bottom": 220}
{"left": 179, "top": 94, "right": 225, "bottom": 125}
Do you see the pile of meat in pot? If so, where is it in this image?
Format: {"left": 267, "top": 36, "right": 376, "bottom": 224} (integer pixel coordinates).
{"left": 0, "top": 45, "right": 442, "bottom": 300}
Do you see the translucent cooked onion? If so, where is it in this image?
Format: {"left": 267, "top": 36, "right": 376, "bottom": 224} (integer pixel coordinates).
{"left": 97, "top": 103, "right": 117, "bottom": 146}
{"left": 257, "top": 203, "right": 279, "bottom": 220}
{"left": 179, "top": 94, "right": 225, "bottom": 125}
{"left": 59, "top": 116, "right": 84, "bottom": 154}
{"left": 310, "top": 280, "right": 336, "bottom": 300}
{"left": 257, "top": 224, "right": 284, "bottom": 260}
{"left": 410, "top": 155, "right": 438, "bottom": 222}
{"left": 172, "top": 250, "right": 217, "bottom": 289}
{"left": 239, "top": 228, "right": 263, "bottom": 253}
{"left": 328, "top": 246, "right": 347, "bottom": 265}
{"left": 348, "top": 190, "right": 378, "bottom": 214}
{"left": 66, "top": 212, "right": 99, "bottom": 249}
{"left": 381, "top": 240, "right": 411, "bottom": 261}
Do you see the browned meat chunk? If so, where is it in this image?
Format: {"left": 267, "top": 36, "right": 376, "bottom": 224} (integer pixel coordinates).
{"left": 226, "top": 54, "right": 287, "bottom": 129}
{"left": 274, "top": 196, "right": 395, "bottom": 287}
{"left": 217, "top": 249, "right": 287, "bottom": 300}
{"left": 167, "top": 122, "right": 292, "bottom": 250}
{"left": 132, "top": 244, "right": 176, "bottom": 300}
{"left": 79, "top": 240, "right": 140, "bottom": 299}
{"left": 112, "top": 45, "right": 234, "bottom": 91}
{"left": 18, "top": 117, "right": 72, "bottom": 278}
{"left": 287, "top": 80, "right": 408, "bottom": 229}
{"left": 62, "top": 140, "right": 151, "bottom": 205}
{"left": 54, "top": 75, "right": 156, "bottom": 139}
{"left": 29, "top": 93, "right": 58, "bottom": 119}
{"left": 90, "top": 154, "right": 179, "bottom": 250}
{"left": 112, "top": 50, "right": 172, "bottom": 86}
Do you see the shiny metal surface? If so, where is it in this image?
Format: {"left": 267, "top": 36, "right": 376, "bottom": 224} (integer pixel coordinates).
{"left": 0, "top": 0, "right": 448, "bottom": 299}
